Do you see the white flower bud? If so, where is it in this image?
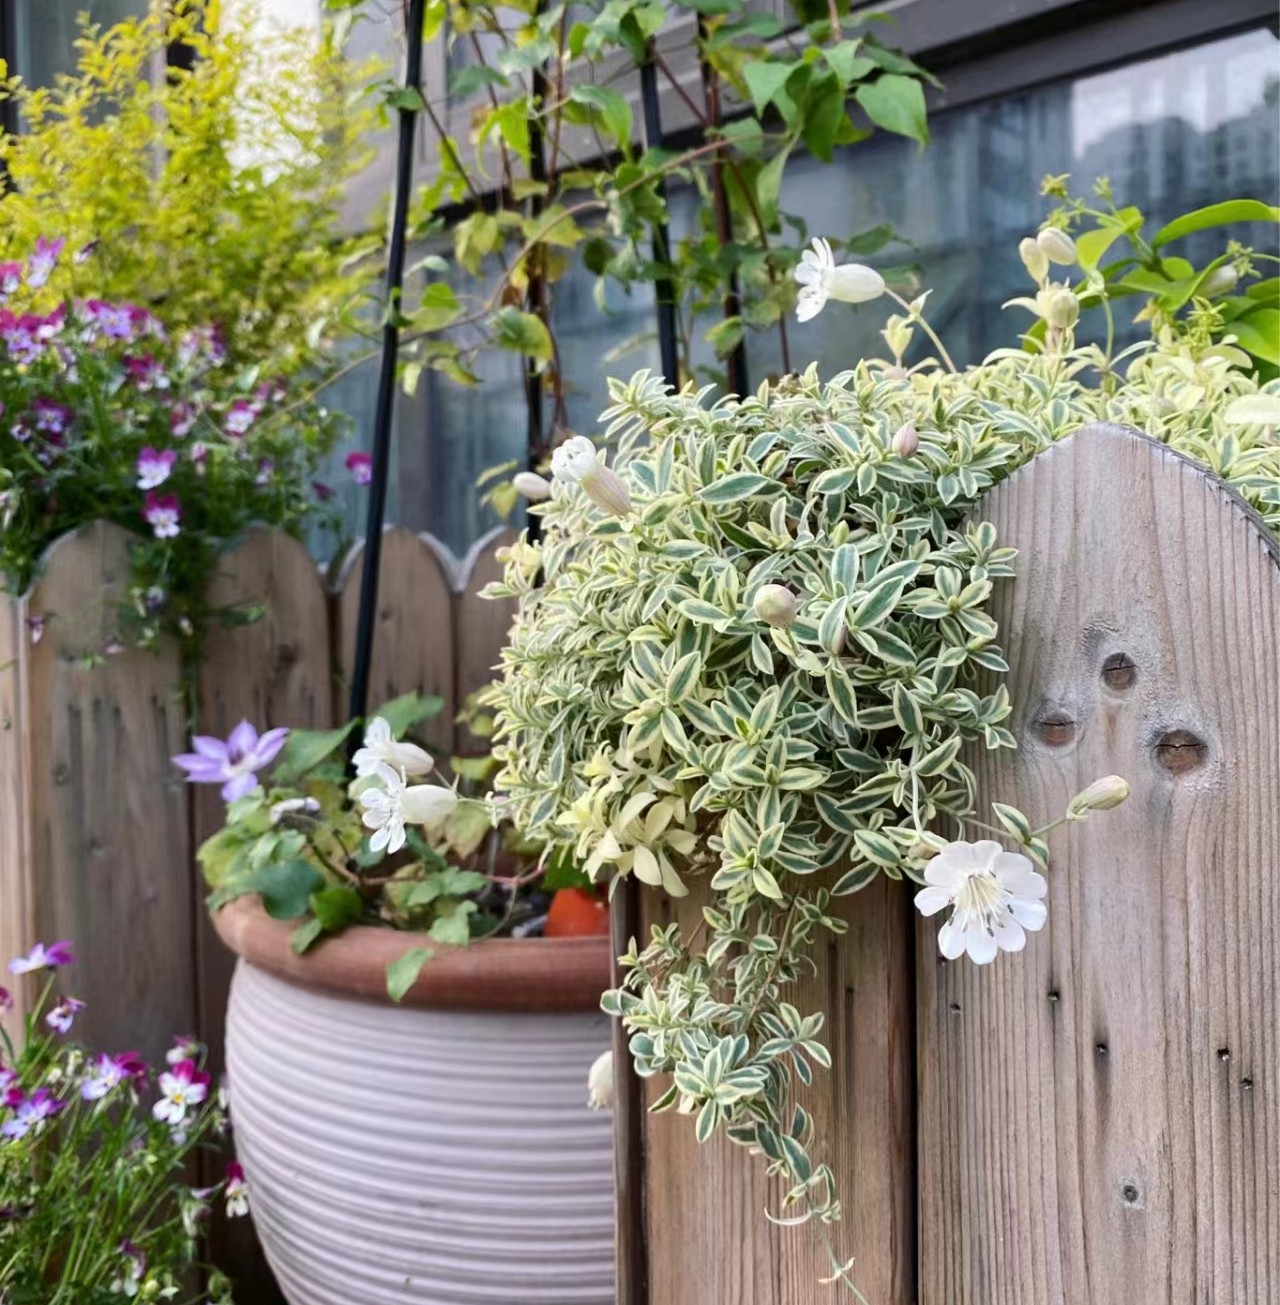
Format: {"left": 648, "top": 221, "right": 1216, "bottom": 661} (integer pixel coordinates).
{"left": 1068, "top": 774, "right": 1130, "bottom": 818}
{"left": 587, "top": 1049, "right": 614, "bottom": 1111}
{"left": 753, "top": 584, "right": 798, "bottom": 629}
{"left": 1044, "top": 287, "right": 1080, "bottom": 330}
{"left": 550, "top": 435, "right": 600, "bottom": 484}
{"left": 512, "top": 471, "right": 552, "bottom": 501}
{"left": 1036, "top": 227, "right": 1078, "bottom": 266}
{"left": 581, "top": 464, "right": 632, "bottom": 517}
{"left": 1019, "top": 236, "right": 1048, "bottom": 283}
{"left": 891, "top": 423, "right": 919, "bottom": 458}
{"left": 1200, "top": 265, "right": 1239, "bottom": 299}
{"left": 401, "top": 783, "right": 459, "bottom": 827}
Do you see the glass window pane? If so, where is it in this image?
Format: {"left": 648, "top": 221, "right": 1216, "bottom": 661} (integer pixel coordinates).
{"left": 12, "top": 1, "right": 150, "bottom": 88}
{"left": 748, "top": 27, "right": 1280, "bottom": 379}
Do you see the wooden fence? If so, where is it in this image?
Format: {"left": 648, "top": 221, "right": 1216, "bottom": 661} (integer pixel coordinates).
{"left": 615, "top": 424, "right": 1280, "bottom": 1304}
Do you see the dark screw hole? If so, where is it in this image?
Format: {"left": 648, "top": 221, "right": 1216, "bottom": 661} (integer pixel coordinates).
{"left": 1154, "top": 729, "right": 1207, "bottom": 775}
{"left": 1241, "top": 1078, "right": 1254, "bottom": 1091}
{"left": 1121, "top": 1183, "right": 1140, "bottom": 1204}
{"left": 1033, "top": 713, "right": 1076, "bottom": 747}
{"left": 1047, "top": 989, "right": 1060, "bottom": 1004}
{"left": 1217, "top": 1048, "right": 1231, "bottom": 1062}
{"left": 949, "top": 1002, "right": 961, "bottom": 1014}
{"left": 1101, "top": 652, "right": 1138, "bottom": 690}
{"left": 1095, "top": 1042, "right": 1108, "bottom": 1056}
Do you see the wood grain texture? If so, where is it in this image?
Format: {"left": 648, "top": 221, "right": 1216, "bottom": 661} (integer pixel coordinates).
{"left": 193, "top": 529, "right": 332, "bottom": 1305}
{"left": 918, "top": 424, "right": 1280, "bottom": 1305}
{"left": 333, "top": 528, "right": 456, "bottom": 757}
{"left": 631, "top": 872, "right": 915, "bottom": 1305}
{"left": 454, "top": 526, "right": 516, "bottom": 755}
{"left": 18, "top": 523, "right": 192, "bottom": 1065}
{"left": 0, "top": 588, "right": 34, "bottom": 1040}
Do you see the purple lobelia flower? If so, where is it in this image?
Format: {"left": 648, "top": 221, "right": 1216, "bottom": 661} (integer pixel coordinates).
{"left": 81, "top": 1051, "right": 148, "bottom": 1101}
{"left": 25, "top": 235, "right": 64, "bottom": 289}
{"left": 8, "top": 941, "right": 74, "bottom": 974}
{"left": 346, "top": 451, "right": 373, "bottom": 486}
{"left": 171, "top": 720, "right": 289, "bottom": 801}
{"left": 142, "top": 491, "right": 181, "bottom": 539}
{"left": 135, "top": 447, "right": 176, "bottom": 490}
{"left": 30, "top": 397, "right": 73, "bottom": 437}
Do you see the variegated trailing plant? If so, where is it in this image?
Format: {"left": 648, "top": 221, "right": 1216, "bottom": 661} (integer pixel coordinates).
{"left": 482, "top": 201, "right": 1280, "bottom": 1293}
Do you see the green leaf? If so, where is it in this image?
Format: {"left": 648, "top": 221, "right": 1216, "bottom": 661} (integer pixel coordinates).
{"left": 1223, "top": 393, "right": 1280, "bottom": 426}
{"left": 570, "top": 85, "right": 633, "bottom": 149}
{"left": 309, "top": 885, "right": 365, "bottom": 930}
{"left": 429, "top": 899, "right": 477, "bottom": 946}
{"left": 855, "top": 74, "right": 928, "bottom": 145}
{"left": 290, "top": 917, "right": 325, "bottom": 955}
{"left": 824, "top": 40, "right": 875, "bottom": 86}
{"left": 386, "top": 946, "right": 435, "bottom": 1002}
{"left": 373, "top": 691, "right": 445, "bottom": 738}
{"left": 743, "top": 60, "right": 796, "bottom": 116}
{"left": 493, "top": 308, "right": 554, "bottom": 361}
{"left": 832, "top": 862, "right": 879, "bottom": 895}
{"left": 991, "top": 802, "right": 1032, "bottom": 843}
{"left": 705, "top": 316, "right": 746, "bottom": 360}
{"left": 272, "top": 723, "right": 356, "bottom": 784}
{"left": 801, "top": 73, "right": 844, "bottom": 163}
{"left": 699, "top": 473, "right": 774, "bottom": 504}
{"left": 1152, "top": 200, "right": 1280, "bottom": 248}
{"left": 1228, "top": 309, "right": 1280, "bottom": 366}
{"left": 247, "top": 859, "right": 326, "bottom": 920}
{"left": 666, "top": 651, "right": 704, "bottom": 704}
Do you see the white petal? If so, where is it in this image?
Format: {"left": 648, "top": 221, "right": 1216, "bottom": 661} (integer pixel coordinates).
{"left": 914, "top": 885, "right": 953, "bottom": 918}
{"left": 794, "top": 263, "right": 823, "bottom": 288}
{"left": 965, "top": 927, "right": 999, "bottom": 965}
{"left": 364, "top": 717, "right": 392, "bottom": 746}
{"left": 992, "top": 914, "right": 1026, "bottom": 953}
{"left": 969, "top": 840, "right": 1004, "bottom": 868}
{"left": 385, "top": 821, "right": 406, "bottom": 854}
{"left": 923, "top": 855, "right": 965, "bottom": 890}
{"left": 937, "top": 917, "right": 967, "bottom": 960}
{"left": 370, "top": 825, "right": 390, "bottom": 852}
{"left": 1009, "top": 898, "right": 1048, "bottom": 932}
{"left": 795, "top": 287, "right": 827, "bottom": 322}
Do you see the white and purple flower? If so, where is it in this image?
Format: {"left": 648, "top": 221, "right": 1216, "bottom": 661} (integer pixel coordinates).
{"left": 346, "top": 451, "right": 373, "bottom": 486}
{"left": 152, "top": 1058, "right": 210, "bottom": 1127}
{"left": 110, "top": 1240, "right": 146, "bottom": 1298}
{"left": 125, "top": 354, "right": 168, "bottom": 391}
{"left": 26, "top": 235, "right": 65, "bottom": 289}
{"left": 224, "top": 399, "right": 257, "bottom": 438}
{"left": 165, "top": 1036, "right": 202, "bottom": 1066}
{"left": 169, "top": 402, "right": 196, "bottom": 438}
{"left": 142, "top": 491, "right": 181, "bottom": 539}
{"left": 8, "top": 941, "right": 74, "bottom": 974}
{"left": 46, "top": 996, "right": 84, "bottom": 1035}
{"left": 83, "top": 299, "right": 135, "bottom": 340}
{"left": 171, "top": 720, "right": 289, "bottom": 802}
{"left": 0, "top": 987, "right": 11, "bottom": 1014}
{"left": 81, "top": 1051, "right": 147, "bottom": 1101}
{"left": 0, "top": 262, "right": 22, "bottom": 296}
{"left": 30, "top": 397, "right": 73, "bottom": 438}
{"left": 225, "top": 1162, "right": 249, "bottom": 1217}
{"left": 0, "top": 1088, "right": 63, "bottom": 1140}
{"left": 135, "top": 447, "right": 176, "bottom": 490}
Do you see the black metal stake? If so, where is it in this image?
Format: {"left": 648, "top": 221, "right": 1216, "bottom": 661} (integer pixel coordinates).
{"left": 639, "top": 53, "right": 680, "bottom": 387}
{"left": 348, "top": 0, "right": 427, "bottom": 724}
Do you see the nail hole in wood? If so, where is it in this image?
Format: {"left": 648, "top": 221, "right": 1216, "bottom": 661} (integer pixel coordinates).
{"left": 1032, "top": 713, "right": 1076, "bottom": 747}
{"left": 1217, "top": 1047, "right": 1231, "bottom": 1062}
{"left": 1153, "top": 729, "right": 1207, "bottom": 775}
{"left": 949, "top": 1002, "right": 961, "bottom": 1015}
{"left": 1241, "top": 1077, "right": 1254, "bottom": 1091}
{"left": 1047, "top": 989, "right": 1060, "bottom": 1004}
{"left": 1101, "top": 652, "right": 1138, "bottom": 690}
{"left": 1121, "top": 1183, "right": 1140, "bottom": 1205}
{"left": 1095, "top": 1042, "right": 1108, "bottom": 1056}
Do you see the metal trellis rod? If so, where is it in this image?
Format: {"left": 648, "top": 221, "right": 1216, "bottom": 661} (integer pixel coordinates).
{"left": 348, "top": 0, "right": 427, "bottom": 724}
{"left": 639, "top": 51, "right": 680, "bottom": 388}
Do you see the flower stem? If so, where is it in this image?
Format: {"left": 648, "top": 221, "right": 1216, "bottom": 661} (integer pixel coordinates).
{"left": 886, "top": 289, "right": 958, "bottom": 374}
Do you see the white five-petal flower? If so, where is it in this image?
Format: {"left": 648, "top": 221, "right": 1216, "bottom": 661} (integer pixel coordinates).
{"left": 352, "top": 716, "right": 435, "bottom": 779}
{"left": 358, "top": 762, "right": 459, "bottom": 854}
{"left": 914, "top": 839, "right": 1048, "bottom": 965}
{"left": 550, "top": 436, "right": 631, "bottom": 516}
{"left": 793, "top": 237, "right": 886, "bottom": 322}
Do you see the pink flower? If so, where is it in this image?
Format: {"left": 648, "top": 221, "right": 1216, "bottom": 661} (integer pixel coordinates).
{"left": 0, "top": 987, "right": 11, "bottom": 1014}
{"left": 26, "top": 235, "right": 64, "bottom": 289}
{"left": 25, "top": 615, "right": 44, "bottom": 645}
{"left": 82, "top": 299, "right": 135, "bottom": 340}
{"left": 153, "top": 1059, "right": 210, "bottom": 1126}
{"left": 81, "top": 1051, "right": 147, "bottom": 1101}
{"left": 224, "top": 399, "right": 257, "bottom": 438}
{"left": 169, "top": 402, "right": 196, "bottom": 438}
{"left": 8, "top": 941, "right": 74, "bottom": 974}
{"left": 225, "top": 1162, "right": 249, "bottom": 1217}
{"left": 312, "top": 481, "right": 334, "bottom": 501}
{"left": 142, "top": 491, "right": 181, "bottom": 539}
{"left": 190, "top": 442, "right": 208, "bottom": 476}
{"left": 125, "top": 354, "right": 168, "bottom": 391}
{"left": 1, "top": 1088, "right": 62, "bottom": 1140}
{"left": 135, "top": 447, "right": 176, "bottom": 490}
{"left": 346, "top": 451, "right": 373, "bottom": 486}
{"left": 74, "top": 240, "right": 98, "bottom": 265}
{"left": 45, "top": 997, "right": 84, "bottom": 1035}
{"left": 0, "top": 263, "right": 21, "bottom": 296}
{"left": 171, "top": 720, "right": 289, "bottom": 802}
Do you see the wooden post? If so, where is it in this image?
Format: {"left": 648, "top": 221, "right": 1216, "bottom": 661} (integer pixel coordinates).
{"left": 622, "top": 873, "right": 916, "bottom": 1304}
{"left": 917, "top": 424, "right": 1280, "bottom": 1303}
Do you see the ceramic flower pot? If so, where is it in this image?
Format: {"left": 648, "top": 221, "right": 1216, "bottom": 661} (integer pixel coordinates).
{"left": 212, "top": 897, "right": 615, "bottom": 1305}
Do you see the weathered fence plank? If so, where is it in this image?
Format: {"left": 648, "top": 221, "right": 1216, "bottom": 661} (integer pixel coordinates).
{"left": 0, "top": 588, "right": 33, "bottom": 1038}
{"left": 454, "top": 526, "right": 516, "bottom": 755}
{"left": 917, "top": 424, "right": 1280, "bottom": 1304}
{"left": 631, "top": 873, "right": 915, "bottom": 1305}
{"left": 4, "top": 522, "right": 193, "bottom": 1066}
{"left": 333, "top": 527, "right": 456, "bottom": 756}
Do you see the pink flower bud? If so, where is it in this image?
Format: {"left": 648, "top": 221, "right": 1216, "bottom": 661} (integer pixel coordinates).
{"left": 581, "top": 465, "right": 632, "bottom": 517}
{"left": 891, "top": 423, "right": 919, "bottom": 458}
{"left": 753, "top": 584, "right": 798, "bottom": 629}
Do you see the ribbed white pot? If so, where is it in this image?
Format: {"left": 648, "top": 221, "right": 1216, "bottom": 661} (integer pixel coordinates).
{"left": 220, "top": 933, "right": 615, "bottom": 1305}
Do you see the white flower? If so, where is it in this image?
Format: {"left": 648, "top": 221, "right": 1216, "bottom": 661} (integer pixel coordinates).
{"left": 512, "top": 471, "right": 552, "bottom": 500}
{"left": 914, "top": 839, "right": 1047, "bottom": 965}
{"left": 793, "top": 237, "right": 885, "bottom": 322}
{"left": 550, "top": 435, "right": 600, "bottom": 484}
{"left": 551, "top": 436, "right": 632, "bottom": 516}
{"left": 587, "top": 1049, "right": 614, "bottom": 1111}
{"left": 358, "top": 762, "right": 458, "bottom": 854}
{"left": 352, "top": 716, "right": 434, "bottom": 779}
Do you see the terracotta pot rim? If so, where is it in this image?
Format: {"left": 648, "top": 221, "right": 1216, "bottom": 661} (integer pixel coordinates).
{"left": 213, "top": 895, "right": 613, "bottom": 1013}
